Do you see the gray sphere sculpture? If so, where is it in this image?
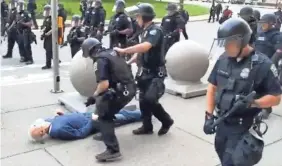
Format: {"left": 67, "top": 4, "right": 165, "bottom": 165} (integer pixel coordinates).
{"left": 166, "top": 40, "right": 209, "bottom": 82}
{"left": 69, "top": 50, "right": 97, "bottom": 97}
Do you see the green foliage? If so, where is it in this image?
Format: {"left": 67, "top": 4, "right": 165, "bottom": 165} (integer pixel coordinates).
{"left": 36, "top": 0, "right": 209, "bottom": 19}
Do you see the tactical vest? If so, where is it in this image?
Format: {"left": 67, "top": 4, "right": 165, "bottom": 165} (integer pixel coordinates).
{"left": 161, "top": 14, "right": 178, "bottom": 34}
{"left": 215, "top": 53, "right": 261, "bottom": 113}
{"left": 96, "top": 50, "right": 134, "bottom": 85}
{"left": 140, "top": 24, "right": 165, "bottom": 70}
{"left": 255, "top": 30, "right": 280, "bottom": 58}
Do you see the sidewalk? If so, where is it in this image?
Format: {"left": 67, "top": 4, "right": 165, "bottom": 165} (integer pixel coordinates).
{"left": 35, "top": 14, "right": 208, "bottom": 28}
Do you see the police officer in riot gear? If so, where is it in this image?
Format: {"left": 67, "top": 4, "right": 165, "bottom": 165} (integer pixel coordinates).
{"left": 255, "top": 13, "right": 282, "bottom": 119}
{"left": 40, "top": 4, "right": 52, "bottom": 69}
{"left": 274, "top": 7, "right": 282, "bottom": 30}
{"left": 125, "top": 6, "right": 141, "bottom": 46}
{"left": 114, "top": 3, "right": 174, "bottom": 136}
{"left": 27, "top": 0, "right": 38, "bottom": 29}
{"left": 205, "top": 18, "right": 281, "bottom": 166}
{"left": 16, "top": 0, "right": 34, "bottom": 64}
{"left": 107, "top": 0, "right": 133, "bottom": 49}
{"left": 63, "top": 15, "right": 87, "bottom": 57}
{"left": 238, "top": 7, "right": 257, "bottom": 45}
{"left": 253, "top": 10, "right": 261, "bottom": 21}
{"left": 83, "top": 0, "right": 94, "bottom": 27}
{"left": 89, "top": 0, "right": 106, "bottom": 41}
{"left": 2, "top": 0, "right": 19, "bottom": 59}
{"left": 82, "top": 38, "right": 136, "bottom": 161}
{"left": 80, "top": 0, "right": 87, "bottom": 21}
{"left": 161, "top": 3, "right": 185, "bottom": 56}
{"left": 1, "top": 0, "right": 9, "bottom": 37}
{"left": 178, "top": 3, "right": 189, "bottom": 40}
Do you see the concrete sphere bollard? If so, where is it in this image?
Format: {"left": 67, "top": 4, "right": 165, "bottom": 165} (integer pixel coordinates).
{"left": 69, "top": 50, "right": 97, "bottom": 97}
{"left": 166, "top": 40, "right": 210, "bottom": 83}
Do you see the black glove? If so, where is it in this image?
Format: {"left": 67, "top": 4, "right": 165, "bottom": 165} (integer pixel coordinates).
{"left": 85, "top": 96, "right": 96, "bottom": 107}
{"left": 203, "top": 111, "right": 216, "bottom": 135}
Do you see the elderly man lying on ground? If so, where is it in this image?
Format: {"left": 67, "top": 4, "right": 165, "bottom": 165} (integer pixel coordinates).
{"left": 28, "top": 105, "right": 141, "bottom": 142}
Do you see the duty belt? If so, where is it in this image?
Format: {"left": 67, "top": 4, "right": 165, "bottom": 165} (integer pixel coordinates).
{"left": 138, "top": 66, "right": 165, "bottom": 78}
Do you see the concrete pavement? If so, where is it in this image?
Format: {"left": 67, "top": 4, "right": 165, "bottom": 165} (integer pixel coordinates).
{"left": 1, "top": 21, "right": 282, "bottom": 166}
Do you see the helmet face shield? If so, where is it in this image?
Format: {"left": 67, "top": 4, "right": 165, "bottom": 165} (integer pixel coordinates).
{"left": 71, "top": 20, "right": 81, "bottom": 27}
{"left": 209, "top": 35, "right": 243, "bottom": 60}
{"left": 125, "top": 5, "right": 139, "bottom": 18}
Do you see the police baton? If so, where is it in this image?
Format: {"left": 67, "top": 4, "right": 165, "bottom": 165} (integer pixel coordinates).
{"left": 211, "top": 91, "right": 256, "bottom": 128}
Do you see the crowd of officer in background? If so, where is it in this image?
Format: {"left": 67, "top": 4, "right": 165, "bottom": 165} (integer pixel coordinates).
{"left": 0, "top": 0, "right": 189, "bottom": 69}
{"left": 2, "top": 0, "right": 282, "bottom": 165}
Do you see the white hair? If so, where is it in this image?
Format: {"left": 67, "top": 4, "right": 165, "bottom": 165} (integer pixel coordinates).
{"left": 28, "top": 118, "right": 50, "bottom": 142}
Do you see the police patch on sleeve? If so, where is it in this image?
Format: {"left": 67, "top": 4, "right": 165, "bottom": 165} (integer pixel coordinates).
{"left": 270, "top": 64, "right": 278, "bottom": 77}
{"left": 149, "top": 29, "right": 157, "bottom": 35}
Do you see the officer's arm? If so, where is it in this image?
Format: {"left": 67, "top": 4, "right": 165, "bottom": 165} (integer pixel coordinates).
{"left": 175, "top": 15, "right": 185, "bottom": 32}
{"left": 94, "top": 59, "right": 110, "bottom": 97}
{"left": 118, "top": 16, "right": 133, "bottom": 35}
{"left": 206, "top": 61, "right": 219, "bottom": 114}
{"left": 161, "top": 17, "right": 164, "bottom": 27}
{"left": 252, "top": 64, "right": 282, "bottom": 108}
{"left": 123, "top": 29, "right": 161, "bottom": 54}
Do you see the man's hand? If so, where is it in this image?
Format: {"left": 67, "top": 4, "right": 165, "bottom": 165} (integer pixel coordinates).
{"left": 92, "top": 113, "right": 99, "bottom": 121}
{"left": 113, "top": 47, "right": 126, "bottom": 55}
{"left": 85, "top": 96, "right": 96, "bottom": 107}
{"left": 203, "top": 111, "right": 216, "bottom": 135}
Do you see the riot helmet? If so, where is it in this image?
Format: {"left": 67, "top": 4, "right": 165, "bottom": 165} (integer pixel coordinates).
{"left": 258, "top": 13, "right": 277, "bottom": 32}
{"left": 238, "top": 6, "right": 254, "bottom": 22}
{"left": 113, "top": 0, "right": 125, "bottom": 13}
{"left": 209, "top": 18, "right": 252, "bottom": 59}
{"left": 87, "top": 0, "right": 93, "bottom": 8}
{"left": 17, "top": 0, "right": 24, "bottom": 12}
{"left": 43, "top": 4, "right": 51, "bottom": 17}
{"left": 71, "top": 14, "right": 81, "bottom": 27}
{"left": 125, "top": 3, "right": 155, "bottom": 28}
{"left": 93, "top": 0, "right": 102, "bottom": 8}
{"left": 9, "top": 0, "right": 18, "bottom": 9}
{"left": 82, "top": 38, "right": 102, "bottom": 59}
{"left": 253, "top": 10, "right": 261, "bottom": 21}
{"left": 278, "top": 7, "right": 281, "bottom": 12}
{"left": 166, "top": 3, "right": 178, "bottom": 16}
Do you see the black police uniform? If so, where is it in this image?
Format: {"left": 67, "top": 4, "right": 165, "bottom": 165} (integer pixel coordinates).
{"left": 179, "top": 9, "right": 189, "bottom": 39}
{"left": 17, "top": 10, "right": 34, "bottom": 64}
{"left": 90, "top": 6, "right": 106, "bottom": 40}
{"left": 255, "top": 28, "right": 282, "bottom": 59}
{"left": 215, "top": 3, "right": 222, "bottom": 21}
{"left": 108, "top": 12, "right": 132, "bottom": 48}
{"left": 208, "top": 51, "right": 282, "bottom": 165}
{"left": 161, "top": 12, "right": 185, "bottom": 55}
{"left": 239, "top": 7, "right": 257, "bottom": 45}
{"left": 274, "top": 9, "right": 282, "bottom": 30}
{"left": 67, "top": 26, "right": 87, "bottom": 57}
{"left": 248, "top": 17, "right": 257, "bottom": 45}
{"left": 82, "top": 40, "right": 136, "bottom": 160}
{"left": 134, "top": 23, "right": 173, "bottom": 135}
{"left": 80, "top": 0, "right": 87, "bottom": 21}
{"left": 1, "top": 1, "right": 9, "bottom": 36}
{"left": 83, "top": 7, "right": 94, "bottom": 26}
{"left": 3, "top": 7, "right": 19, "bottom": 59}
{"left": 27, "top": 0, "right": 38, "bottom": 29}
{"left": 208, "top": 5, "right": 216, "bottom": 23}
{"left": 127, "top": 18, "right": 141, "bottom": 45}
{"left": 41, "top": 15, "right": 52, "bottom": 69}
{"left": 206, "top": 18, "right": 282, "bottom": 166}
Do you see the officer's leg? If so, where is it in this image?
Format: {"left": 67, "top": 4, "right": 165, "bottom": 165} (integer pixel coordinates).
{"left": 71, "top": 45, "right": 80, "bottom": 58}
{"left": 3, "top": 33, "right": 15, "bottom": 58}
{"left": 17, "top": 34, "right": 27, "bottom": 62}
{"left": 208, "top": 14, "right": 212, "bottom": 22}
{"left": 214, "top": 123, "right": 227, "bottom": 162}
{"left": 31, "top": 13, "right": 38, "bottom": 29}
{"left": 24, "top": 39, "right": 33, "bottom": 64}
{"left": 42, "top": 48, "right": 52, "bottom": 69}
{"left": 133, "top": 84, "right": 154, "bottom": 135}
{"left": 182, "top": 27, "right": 188, "bottom": 40}
{"left": 212, "top": 14, "right": 215, "bottom": 22}
{"left": 216, "top": 13, "right": 220, "bottom": 21}
{"left": 95, "top": 96, "right": 125, "bottom": 161}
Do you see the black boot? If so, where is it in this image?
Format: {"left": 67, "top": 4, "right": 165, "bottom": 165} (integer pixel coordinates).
{"left": 20, "top": 57, "right": 27, "bottom": 62}
{"left": 2, "top": 54, "right": 12, "bottom": 59}
{"left": 132, "top": 126, "right": 153, "bottom": 135}
{"left": 158, "top": 119, "right": 174, "bottom": 136}
{"left": 93, "top": 133, "right": 103, "bottom": 141}
{"left": 25, "top": 60, "right": 34, "bottom": 65}
{"left": 42, "top": 66, "right": 51, "bottom": 70}
{"left": 95, "top": 149, "right": 121, "bottom": 162}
